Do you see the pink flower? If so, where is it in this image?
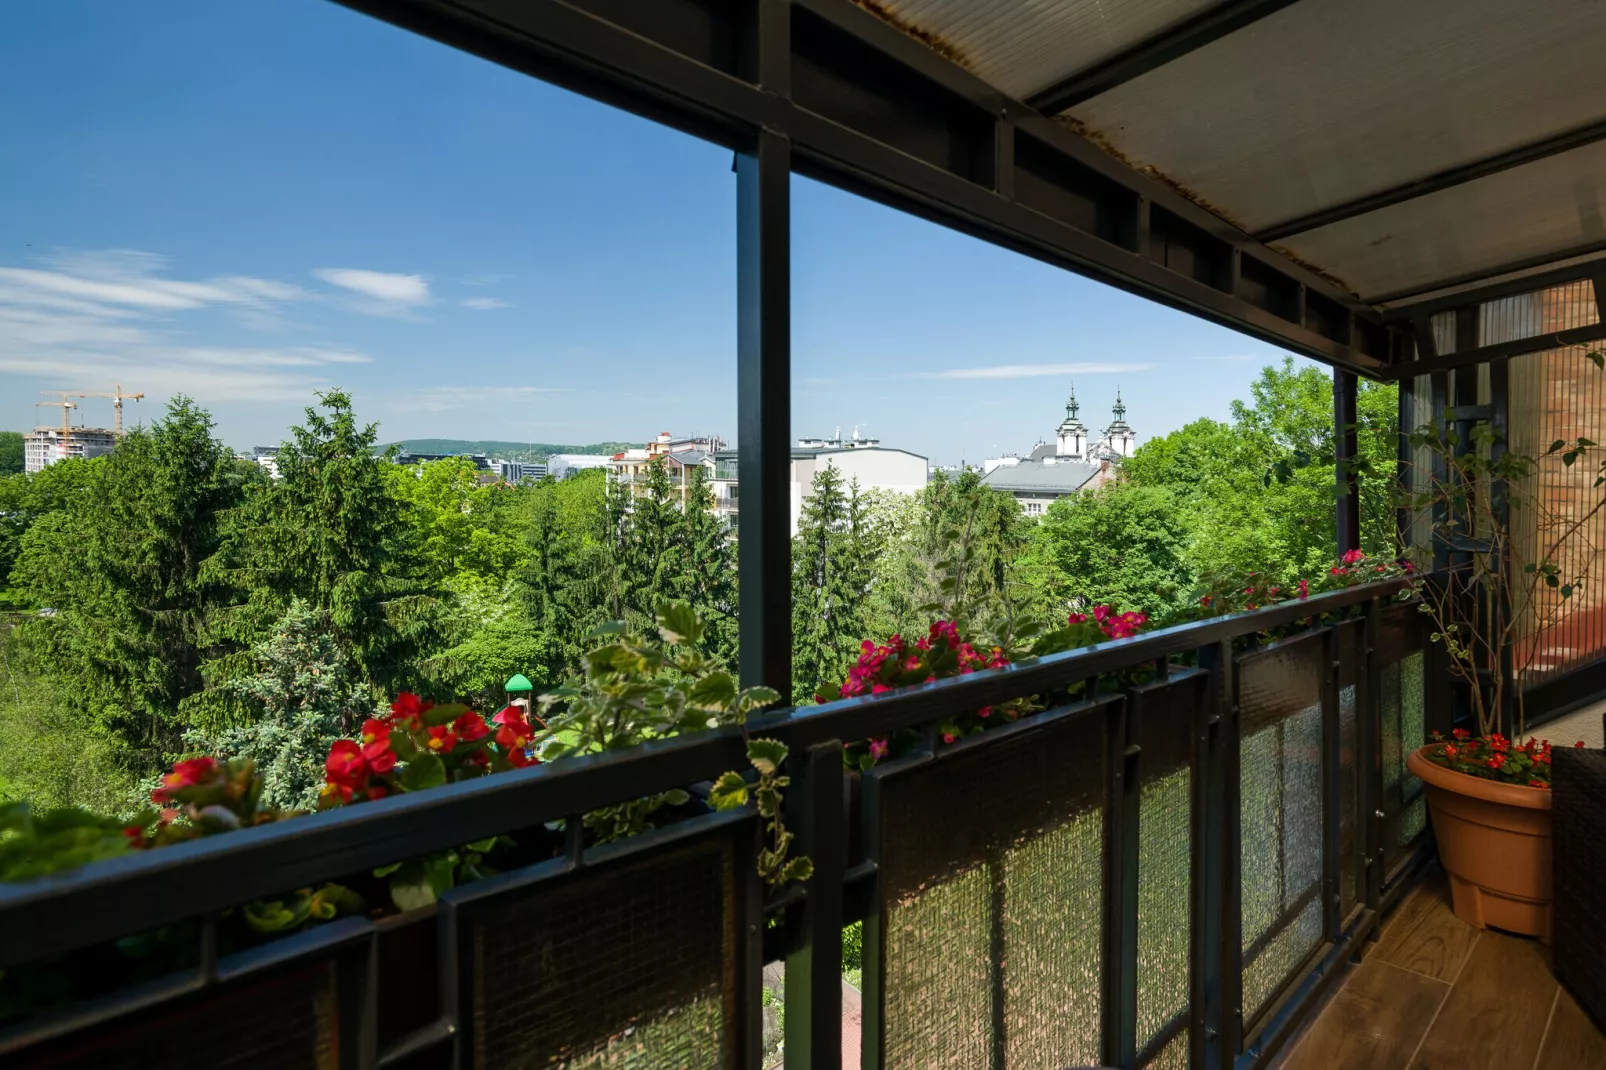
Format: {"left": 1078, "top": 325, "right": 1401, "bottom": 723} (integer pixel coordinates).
{"left": 942, "top": 732, "right": 956, "bottom": 744}
{"left": 868, "top": 738, "right": 890, "bottom": 761}
{"left": 1297, "top": 578, "right": 1309, "bottom": 600}
{"left": 1342, "top": 548, "right": 1366, "bottom": 564}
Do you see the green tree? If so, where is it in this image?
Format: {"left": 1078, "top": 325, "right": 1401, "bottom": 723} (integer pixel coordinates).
{"left": 13, "top": 398, "right": 242, "bottom": 767}
{"left": 204, "top": 390, "right": 439, "bottom": 721}
{"left": 791, "top": 466, "right": 877, "bottom": 701}
{"left": 1028, "top": 483, "right": 1194, "bottom": 617}
{"left": 676, "top": 464, "right": 738, "bottom": 663}
{"left": 0, "top": 432, "right": 22, "bottom": 476}
{"left": 619, "top": 458, "right": 684, "bottom": 626}
{"left": 188, "top": 599, "right": 373, "bottom": 810}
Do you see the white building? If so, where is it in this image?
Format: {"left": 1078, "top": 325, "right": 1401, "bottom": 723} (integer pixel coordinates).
{"left": 24, "top": 427, "right": 117, "bottom": 473}
{"left": 249, "top": 446, "right": 280, "bottom": 479}
{"left": 981, "top": 387, "right": 1135, "bottom": 514}
{"left": 489, "top": 459, "right": 546, "bottom": 482}
{"left": 608, "top": 429, "right": 927, "bottom": 534}
{"left": 546, "top": 454, "right": 612, "bottom": 481}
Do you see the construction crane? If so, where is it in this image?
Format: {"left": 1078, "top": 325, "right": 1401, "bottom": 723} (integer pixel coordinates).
{"left": 35, "top": 397, "right": 79, "bottom": 464}
{"left": 72, "top": 384, "right": 145, "bottom": 436}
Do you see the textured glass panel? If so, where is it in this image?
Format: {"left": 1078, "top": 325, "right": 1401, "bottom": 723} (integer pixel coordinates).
{"left": 878, "top": 708, "right": 1106, "bottom": 1070}
{"left": 470, "top": 835, "right": 734, "bottom": 1069}
{"left": 1002, "top": 809, "right": 1103, "bottom": 1067}
{"left": 884, "top": 867, "right": 991, "bottom": 1069}
{"left": 1134, "top": 677, "right": 1195, "bottom": 1058}
{"left": 27, "top": 962, "right": 338, "bottom": 1069}
{"left": 1242, "top": 897, "right": 1323, "bottom": 1020}
{"left": 1238, "top": 639, "right": 1326, "bottom": 1024}
{"left": 1144, "top": 1029, "right": 1190, "bottom": 1070}
{"left": 1338, "top": 683, "right": 1358, "bottom": 919}
{"left": 1399, "top": 651, "right": 1426, "bottom": 800}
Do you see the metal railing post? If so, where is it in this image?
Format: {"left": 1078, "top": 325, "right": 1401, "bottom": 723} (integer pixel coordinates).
{"left": 784, "top": 741, "right": 846, "bottom": 1070}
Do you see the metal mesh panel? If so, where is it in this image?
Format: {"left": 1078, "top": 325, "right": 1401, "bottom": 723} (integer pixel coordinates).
{"left": 467, "top": 833, "right": 736, "bottom": 1069}
{"left": 1238, "top": 638, "right": 1325, "bottom": 1023}
{"left": 1145, "top": 1029, "right": 1189, "bottom": 1070}
{"left": 1509, "top": 339, "right": 1606, "bottom": 690}
{"left": 1382, "top": 650, "right": 1428, "bottom": 869}
{"left": 1135, "top": 680, "right": 1195, "bottom": 1057}
{"left": 876, "top": 707, "right": 1106, "bottom": 1069}
{"left": 27, "top": 962, "right": 338, "bottom": 1068}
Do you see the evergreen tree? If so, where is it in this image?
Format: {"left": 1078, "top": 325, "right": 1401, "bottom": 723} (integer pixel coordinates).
{"left": 791, "top": 467, "right": 877, "bottom": 701}
{"left": 205, "top": 391, "right": 439, "bottom": 719}
{"left": 0, "top": 431, "right": 22, "bottom": 477}
{"left": 189, "top": 599, "right": 372, "bottom": 810}
{"left": 13, "top": 398, "right": 241, "bottom": 766}
{"left": 677, "top": 463, "right": 738, "bottom": 663}
{"left": 619, "top": 458, "right": 683, "bottom": 626}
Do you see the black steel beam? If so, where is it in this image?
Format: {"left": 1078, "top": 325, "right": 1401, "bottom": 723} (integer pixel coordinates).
{"left": 334, "top": 0, "right": 1388, "bottom": 376}
{"left": 1024, "top": 0, "right": 1304, "bottom": 115}
{"left": 1334, "top": 370, "right": 1360, "bottom": 554}
{"left": 1367, "top": 239, "right": 1606, "bottom": 307}
{"left": 737, "top": 128, "right": 794, "bottom": 701}
{"left": 1383, "top": 259, "right": 1606, "bottom": 321}
{"left": 784, "top": 742, "right": 846, "bottom": 1070}
{"left": 1379, "top": 321, "right": 1606, "bottom": 381}
{"left": 1259, "top": 117, "right": 1606, "bottom": 243}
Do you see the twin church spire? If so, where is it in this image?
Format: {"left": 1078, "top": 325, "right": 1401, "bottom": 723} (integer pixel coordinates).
{"left": 1055, "top": 383, "right": 1136, "bottom": 461}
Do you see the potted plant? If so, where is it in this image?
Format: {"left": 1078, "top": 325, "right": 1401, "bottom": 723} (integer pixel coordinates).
{"left": 1400, "top": 348, "right": 1605, "bottom": 939}
{"left": 1407, "top": 732, "right": 1587, "bottom": 942}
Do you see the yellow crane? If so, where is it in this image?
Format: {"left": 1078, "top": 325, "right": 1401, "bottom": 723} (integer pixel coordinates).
{"left": 35, "top": 396, "right": 79, "bottom": 464}
{"left": 72, "top": 384, "right": 145, "bottom": 436}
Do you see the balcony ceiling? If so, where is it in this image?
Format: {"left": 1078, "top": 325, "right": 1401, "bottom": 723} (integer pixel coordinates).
{"left": 864, "top": 0, "right": 1606, "bottom": 305}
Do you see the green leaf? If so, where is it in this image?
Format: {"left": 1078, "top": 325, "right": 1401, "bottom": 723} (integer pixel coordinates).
{"left": 399, "top": 753, "right": 446, "bottom": 792}
{"left": 655, "top": 601, "right": 703, "bottom": 646}
{"left": 687, "top": 671, "right": 738, "bottom": 712}
{"left": 747, "top": 738, "right": 788, "bottom": 776}
{"left": 739, "top": 685, "right": 782, "bottom": 713}
{"left": 778, "top": 856, "right": 815, "bottom": 883}
{"left": 708, "top": 771, "right": 749, "bottom": 811}
{"left": 1561, "top": 584, "right": 1574, "bottom": 599}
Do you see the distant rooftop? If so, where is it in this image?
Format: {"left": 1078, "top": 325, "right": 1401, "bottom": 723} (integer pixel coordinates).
{"left": 980, "top": 459, "right": 1100, "bottom": 494}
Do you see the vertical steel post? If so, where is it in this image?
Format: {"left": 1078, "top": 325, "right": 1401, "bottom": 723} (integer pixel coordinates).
{"left": 1320, "top": 628, "right": 1343, "bottom": 940}
{"left": 1362, "top": 597, "right": 1385, "bottom": 923}
{"left": 1334, "top": 369, "right": 1361, "bottom": 554}
{"left": 1396, "top": 374, "right": 1415, "bottom": 554}
{"left": 785, "top": 742, "right": 846, "bottom": 1070}
{"left": 1102, "top": 695, "right": 1140, "bottom": 1067}
{"left": 1196, "top": 640, "right": 1234, "bottom": 1070}
{"left": 736, "top": 128, "right": 792, "bottom": 700}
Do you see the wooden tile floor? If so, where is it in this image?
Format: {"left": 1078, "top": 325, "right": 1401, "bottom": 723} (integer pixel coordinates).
{"left": 1279, "top": 866, "right": 1606, "bottom": 1070}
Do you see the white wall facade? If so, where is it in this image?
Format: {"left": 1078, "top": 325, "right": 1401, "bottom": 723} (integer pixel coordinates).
{"left": 788, "top": 447, "right": 928, "bottom": 535}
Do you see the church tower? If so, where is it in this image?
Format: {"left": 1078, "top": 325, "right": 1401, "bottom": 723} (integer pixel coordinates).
{"left": 1055, "top": 385, "right": 1087, "bottom": 459}
{"left": 1102, "top": 389, "right": 1137, "bottom": 458}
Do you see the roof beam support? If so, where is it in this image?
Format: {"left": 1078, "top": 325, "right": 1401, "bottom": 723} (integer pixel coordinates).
{"left": 1378, "top": 260, "right": 1606, "bottom": 379}
{"left": 335, "top": 0, "right": 1387, "bottom": 374}
{"left": 1024, "top": 0, "right": 1304, "bottom": 115}
{"left": 1258, "top": 117, "right": 1606, "bottom": 243}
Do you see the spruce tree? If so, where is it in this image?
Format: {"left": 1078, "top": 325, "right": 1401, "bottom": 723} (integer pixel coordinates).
{"left": 677, "top": 463, "right": 738, "bottom": 663}
{"left": 620, "top": 457, "right": 684, "bottom": 626}
{"left": 791, "top": 466, "right": 876, "bottom": 701}
{"left": 14, "top": 397, "right": 241, "bottom": 766}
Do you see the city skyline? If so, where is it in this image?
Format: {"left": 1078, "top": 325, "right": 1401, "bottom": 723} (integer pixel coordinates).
{"left": 1, "top": 0, "right": 1301, "bottom": 468}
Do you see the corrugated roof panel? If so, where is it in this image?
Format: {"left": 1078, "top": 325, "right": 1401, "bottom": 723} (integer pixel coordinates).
{"left": 1275, "top": 141, "right": 1606, "bottom": 300}
{"left": 1066, "top": 0, "right": 1606, "bottom": 233}
{"left": 863, "top": 0, "right": 1216, "bottom": 100}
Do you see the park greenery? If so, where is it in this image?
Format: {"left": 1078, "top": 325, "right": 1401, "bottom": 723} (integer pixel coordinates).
{"left": 0, "top": 358, "right": 1399, "bottom": 813}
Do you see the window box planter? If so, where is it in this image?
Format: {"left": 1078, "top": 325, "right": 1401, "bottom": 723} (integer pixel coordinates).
{"left": 1406, "top": 746, "right": 1552, "bottom": 942}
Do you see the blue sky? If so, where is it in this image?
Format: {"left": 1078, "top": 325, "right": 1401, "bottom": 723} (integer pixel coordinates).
{"left": 0, "top": 0, "right": 1306, "bottom": 466}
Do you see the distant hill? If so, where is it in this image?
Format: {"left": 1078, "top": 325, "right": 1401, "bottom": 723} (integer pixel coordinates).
{"left": 378, "top": 439, "right": 641, "bottom": 463}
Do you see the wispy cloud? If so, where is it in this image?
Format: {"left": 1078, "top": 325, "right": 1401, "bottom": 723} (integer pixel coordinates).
{"left": 314, "top": 267, "right": 429, "bottom": 308}
{"left": 922, "top": 362, "right": 1151, "bottom": 380}
{"left": 0, "top": 249, "right": 377, "bottom": 402}
{"left": 461, "top": 296, "right": 510, "bottom": 310}
{"left": 391, "top": 385, "right": 569, "bottom": 414}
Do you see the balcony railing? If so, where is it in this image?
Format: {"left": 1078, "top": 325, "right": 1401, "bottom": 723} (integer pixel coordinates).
{"left": 0, "top": 578, "right": 1445, "bottom": 1068}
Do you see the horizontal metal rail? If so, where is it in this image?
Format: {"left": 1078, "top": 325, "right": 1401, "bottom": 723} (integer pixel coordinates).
{"left": 0, "top": 578, "right": 1407, "bottom": 970}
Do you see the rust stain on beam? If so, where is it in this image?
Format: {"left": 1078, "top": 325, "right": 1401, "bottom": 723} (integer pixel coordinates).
{"left": 848, "top": 0, "right": 977, "bottom": 73}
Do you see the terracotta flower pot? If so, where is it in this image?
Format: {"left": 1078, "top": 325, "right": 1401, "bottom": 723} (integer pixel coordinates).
{"left": 1407, "top": 746, "right": 1552, "bottom": 943}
